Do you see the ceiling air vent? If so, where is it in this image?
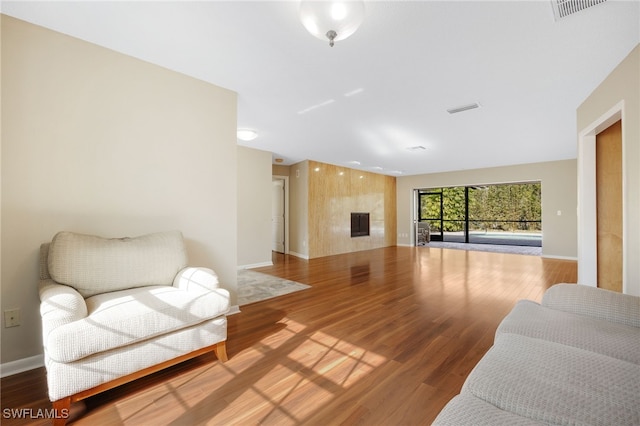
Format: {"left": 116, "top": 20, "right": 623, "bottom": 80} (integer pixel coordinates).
{"left": 551, "top": 0, "right": 607, "bottom": 21}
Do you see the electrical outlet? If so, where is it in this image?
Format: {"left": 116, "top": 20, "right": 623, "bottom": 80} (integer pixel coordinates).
{"left": 4, "top": 308, "right": 20, "bottom": 328}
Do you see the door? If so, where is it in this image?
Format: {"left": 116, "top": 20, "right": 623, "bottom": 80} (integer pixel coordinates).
{"left": 272, "top": 179, "right": 285, "bottom": 253}
{"left": 596, "top": 120, "right": 622, "bottom": 292}
{"left": 418, "top": 192, "right": 443, "bottom": 241}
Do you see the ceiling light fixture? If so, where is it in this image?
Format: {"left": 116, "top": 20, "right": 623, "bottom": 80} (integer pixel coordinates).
{"left": 299, "top": 1, "right": 365, "bottom": 47}
{"left": 237, "top": 129, "right": 258, "bottom": 141}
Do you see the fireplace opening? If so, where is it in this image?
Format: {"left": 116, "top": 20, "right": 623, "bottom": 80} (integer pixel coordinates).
{"left": 351, "top": 212, "right": 370, "bottom": 237}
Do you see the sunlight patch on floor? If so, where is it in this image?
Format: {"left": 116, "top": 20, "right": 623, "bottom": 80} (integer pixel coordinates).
{"left": 210, "top": 317, "right": 388, "bottom": 424}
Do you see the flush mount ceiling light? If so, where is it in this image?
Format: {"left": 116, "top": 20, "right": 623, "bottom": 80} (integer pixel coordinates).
{"left": 237, "top": 129, "right": 258, "bottom": 141}
{"left": 299, "top": 1, "right": 365, "bottom": 47}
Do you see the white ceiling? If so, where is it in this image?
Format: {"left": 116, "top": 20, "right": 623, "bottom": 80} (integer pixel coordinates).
{"left": 3, "top": 1, "right": 639, "bottom": 176}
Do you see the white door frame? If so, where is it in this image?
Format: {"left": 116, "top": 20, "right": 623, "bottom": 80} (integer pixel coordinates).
{"left": 577, "top": 100, "right": 626, "bottom": 291}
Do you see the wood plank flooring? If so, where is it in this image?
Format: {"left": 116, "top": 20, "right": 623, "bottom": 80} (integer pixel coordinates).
{"left": 1, "top": 246, "right": 577, "bottom": 425}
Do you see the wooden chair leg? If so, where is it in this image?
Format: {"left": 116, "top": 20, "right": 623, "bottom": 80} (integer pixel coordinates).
{"left": 214, "top": 341, "right": 228, "bottom": 362}
{"left": 52, "top": 397, "right": 71, "bottom": 426}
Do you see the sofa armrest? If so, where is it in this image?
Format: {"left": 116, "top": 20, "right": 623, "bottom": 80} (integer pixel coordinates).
{"left": 542, "top": 283, "right": 640, "bottom": 328}
{"left": 38, "top": 279, "right": 88, "bottom": 342}
{"left": 173, "top": 267, "right": 221, "bottom": 294}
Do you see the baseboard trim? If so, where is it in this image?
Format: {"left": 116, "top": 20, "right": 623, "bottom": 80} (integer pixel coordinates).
{"left": 238, "top": 261, "right": 273, "bottom": 270}
{"left": 288, "top": 251, "right": 309, "bottom": 260}
{"left": 1, "top": 354, "right": 44, "bottom": 378}
{"left": 542, "top": 254, "right": 578, "bottom": 261}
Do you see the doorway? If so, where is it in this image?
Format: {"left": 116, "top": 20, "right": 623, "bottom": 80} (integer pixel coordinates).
{"left": 272, "top": 178, "right": 286, "bottom": 253}
{"left": 596, "top": 120, "right": 623, "bottom": 292}
{"left": 577, "top": 101, "right": 624, "bottom": 292}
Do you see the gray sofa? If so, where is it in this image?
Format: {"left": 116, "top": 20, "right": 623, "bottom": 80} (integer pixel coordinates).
{"left": 433, "top": 284, "right": 640, "bottom": 425}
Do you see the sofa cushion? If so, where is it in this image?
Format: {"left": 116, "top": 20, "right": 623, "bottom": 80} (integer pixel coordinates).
{"left": 463, "top": 333, "right": 640, "bottom": 425}
{"left": 542, "top": 284, "right": 640, "bottom": 328}
{"left": 47, "top": 231, "right": 187, "bottom": 297}
{"left": 497, "top": 300, "right": 640, "bottom": 364}
{"left": 45, "top": 285, "right": 229, "bottom": 363}
{"left": 433, "top": 392, "right": 545, "bottom": 426}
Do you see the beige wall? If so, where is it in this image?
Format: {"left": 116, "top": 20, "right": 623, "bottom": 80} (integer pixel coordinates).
{"left": 396, "top": 160, "right": 578, "bottom": 259}
{"left": 238, "top": 146, "right": 273, "bottom": 268}
{"left": 577, "top": 44, "right": 639, "bottom": 295}
{"left": 1, "top": 16, "right": 238, "bottom": 365}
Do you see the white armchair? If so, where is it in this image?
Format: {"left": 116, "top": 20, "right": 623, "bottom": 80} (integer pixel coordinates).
{"left": 38, "top": 231, "right": 229, "bottom": 425}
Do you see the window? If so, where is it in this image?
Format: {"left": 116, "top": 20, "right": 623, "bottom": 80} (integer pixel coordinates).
{"left": 351, "top": 213, "right": 370, "bottom": 237}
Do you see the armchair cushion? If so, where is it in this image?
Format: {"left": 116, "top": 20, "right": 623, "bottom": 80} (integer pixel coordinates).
{"left": 39, "top": 279, "right": 88, "bottom": 339}
{"left": 45, "top": 284, "right": 229, "bottom": 363}
{"left": 173, "top": 267, "right": 221, "bottom": 294}
{"left": 47, "top": 230, "right": 187, "bottom": 297}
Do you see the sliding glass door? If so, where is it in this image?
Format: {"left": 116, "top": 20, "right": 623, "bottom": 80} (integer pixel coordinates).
{"left": 416, "top": 183, "right": 542, "bottom": 247}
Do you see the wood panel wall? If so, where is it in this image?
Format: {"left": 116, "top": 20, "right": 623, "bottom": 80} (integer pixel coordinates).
{"left": 308, "top": 161, "right": 397, "bottom": 258}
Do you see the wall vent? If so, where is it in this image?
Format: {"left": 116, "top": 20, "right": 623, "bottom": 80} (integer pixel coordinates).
{"left": 551, "top": 0, "right": 607, "bottom": 21}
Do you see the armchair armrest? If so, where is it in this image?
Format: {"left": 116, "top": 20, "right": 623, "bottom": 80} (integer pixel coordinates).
{"left": 542, "top": 283, "right": 640, "bottom": 328}
{"left": 38, "top": 279, "right": 88, "bottom": 342}
{"left": 173, "top": 267, "right": 221, "bottom": 294}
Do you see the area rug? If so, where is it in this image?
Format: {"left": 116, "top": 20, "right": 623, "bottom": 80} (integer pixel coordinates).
{"left": 237, "top": 269, "right": 311, "bottom": 306}
{"left": 425, "top": 241, "right": 542, "bottom": 256}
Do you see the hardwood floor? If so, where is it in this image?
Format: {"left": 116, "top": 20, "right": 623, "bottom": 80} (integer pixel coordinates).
{"left": 1, "top": 246, "right": 577, "bottom": 425}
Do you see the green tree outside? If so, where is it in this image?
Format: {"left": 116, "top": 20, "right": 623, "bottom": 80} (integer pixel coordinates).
{"left": 419, "top": 183, "right": 541, "bottom": 233}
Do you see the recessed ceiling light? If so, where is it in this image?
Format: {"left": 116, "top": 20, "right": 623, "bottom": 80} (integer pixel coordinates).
{"left": 237, "top": 129, "right": 258, "bottom": 141}
{"left": 347, "top": 160, "right": 361, "bottom": 165}
{"left": 344, "top": 88, "right": 364, "bottom": 97}
{"left": 447, "top": 102, "right": 481, "bottom": 114}
{"left": 298, "top": 99, "right": 335, "bottom": 115}
{"left": 406, "top": 146, "right": 426, "bottom": 151}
